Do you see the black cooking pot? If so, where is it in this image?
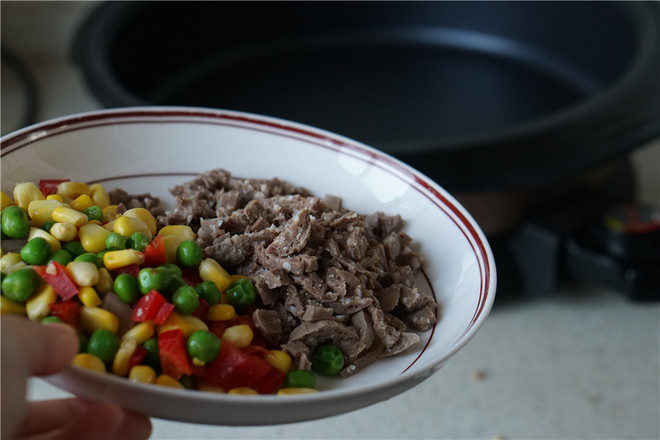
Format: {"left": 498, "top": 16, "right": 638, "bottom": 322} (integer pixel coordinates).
{"left": 73, "top": 1, "right": 660, "bottom": 195}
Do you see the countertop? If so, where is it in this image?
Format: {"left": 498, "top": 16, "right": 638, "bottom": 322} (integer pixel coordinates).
{"left": 2, "top": 3, "right": 659, "bottom": 439}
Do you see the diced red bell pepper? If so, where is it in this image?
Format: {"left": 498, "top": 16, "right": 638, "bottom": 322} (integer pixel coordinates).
{"left": 113, "top": 264, "right": 140, "bottom": 278}
{"left": 49, "top": 300, "right": 81, "bottom": 327}
{"left": 153, "top": 302, "right": 175, "bottom": 325}
{"left": 241, "top": 345, "right": 271, "bottom": 359}
{"left": 128, "top": 345, "right": 148, "bottom": 371}
{"left": 39, "top": 179, "right": 69, "bottom": 196}
{"left": 251, "top": 365, "right": 286, "bottom": 395}
{"left": 143, "top": 235, "right": 167, "bottom": 267}
{"left": 131, "top": 290, "right": 168, "bottom": 322}
{"left": 190, "top": 297, "right": 210, "bottom": 320}
{"left": 158, "top": 329, "right": 192, "bottom": 379}
{"left": 181, "top": 267, "right": 202, "bottom": 286}
{"left": 41, "top": 261, "right": 79, "bottom": 300}
{"left": 204, "top": 340, "right": 272, "bottom": 391}
{"left": 207, "top": 320, "right": 231, "bottom": 340}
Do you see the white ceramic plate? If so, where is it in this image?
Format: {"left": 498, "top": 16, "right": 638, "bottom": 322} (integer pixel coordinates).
{"left": 1, "top": 107, "right": 496, "bottom": 426}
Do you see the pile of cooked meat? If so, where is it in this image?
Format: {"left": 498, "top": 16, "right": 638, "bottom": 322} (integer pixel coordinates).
{"left": 110, "top": 169, "right": 438, "bottom": 377}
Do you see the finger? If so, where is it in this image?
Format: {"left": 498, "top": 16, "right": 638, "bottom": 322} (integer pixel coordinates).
{"left": 53, "top": 401, "right": 152, "bottom": 440}
{"left": 12, "top": 398, "right": 90, "bottom": 436}
{"left": 115, "top": 409, "right": 153, "bottom": 440}
{"left": 1, "top": 317, "right": 78, "bottom": 439}
{"left": 1, "top": 316, "right": 79, "bottom": 376}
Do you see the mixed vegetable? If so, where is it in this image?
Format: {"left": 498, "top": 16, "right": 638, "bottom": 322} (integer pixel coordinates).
{"left": 0, "top": 180, "right": 346, "bottom": 395}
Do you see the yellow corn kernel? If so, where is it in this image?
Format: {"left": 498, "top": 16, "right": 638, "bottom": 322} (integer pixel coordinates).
{"left": 25, "top": 284, "right": 58, "bottom": 321}
{"left": 199, "top": 258, "right": 232, "bottom": 293}
{"left": 221, "top": 324, "right": 253, "bottom": 348}
{"left": 72, "top": 353, "right": 106, "bottom": 373}
{"left": 28, "top": 227, "right": 61, "bottom": 252}
{"left": 230, "top": 274, "right": 248, "bottom": 283}
{"left": 1, "top": 252, "right": 23, "bottom": 272}
{"left": 114, "top": 215, "right": 152, "bottom": 239}
{"left": 197, "top": 382, "right": 225, "bottom": 393}
{"left": 27, "top": 199, "right": 63, "bottom": 227}
{"left": 103, "top": 249, "right": 145, "bottom": 270}
{"left": 94, "top": 268, "right": 114, "bottom": 295}
{"left": 3, "top": 261, "right": 27, "bottom": 274}
{"left": 162, "top": 235, "right": 183, "bottom": 264}
{"left": 78, "top": 222, "right": 111, "bottom": 253}
{"left": 80, "top": 306, "right": 119, "bottom": 334}
{"left": 0, "top": 191, "right": 13, "bottom": 210}
{"left": 0, "top": 296, "right": 27, "bottom": 315}
{"left": 122, "top": 208, "right": 157, "bottom": 236}
{"left": 157, "top": 225, "right": 196, "bottom": 241}
{"left": 89, "top": 184, "right": 111, "bottom": 209}
{"left": 205, "top": 304, "right": 236, "bottom": 321}
{"left": 66, "top": 261, "right": 99, "bottom": 287}
{"left": 78, "top": 286, "right": 102, "bottom": 307}
{"left": 103, "top": 219, "right": 116, "bottom": 231}
{"left": 56, "top": 181, "right": 90, "bottom": 199}
{"left": 155, "top": 374, "right": 185, "bottom": 389}
{"left": 228, "top": 387, "right": 259, "bottom": 395}
{"left": 49, "top": 222, "right": 78, "bottom": 242}
{"left": 112, "top": 338, "right": 138, "bottom": 376}
{"left": 102, "top": 205, "right": 119, "bottom": 223}
{"left": 70, "top": 194, "right": 94, "bottom": 212}
{"left": 51, "top": 206, "right": 88, "bottom": 227}
{"left": 129, "top": 365, "right": 157, "bottom": 384}
{"left": 46, "top": 194, "right": 64, "bottom": 202}
{"left": 157, "top": 311, "right": 208, "bottom": 338}
{"left": 122, "top": 322, "right": 155, "bottom": 345}
{"left": 13, "top": 182, "right": 45, "bottom": 210}
{"left": 277, "top": 388, "right": 318, "bottom": 395}
{"left": 264, "top": 350, "right": 292, "bottom": 373}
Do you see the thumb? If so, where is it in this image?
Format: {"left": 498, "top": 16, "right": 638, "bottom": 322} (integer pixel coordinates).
{"left": 2, "top": 316, "right": 79, "bottom": 376}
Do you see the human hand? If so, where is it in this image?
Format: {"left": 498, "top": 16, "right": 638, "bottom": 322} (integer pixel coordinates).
{"left": 1, "top": 316, "right": 152, "bottom": 440}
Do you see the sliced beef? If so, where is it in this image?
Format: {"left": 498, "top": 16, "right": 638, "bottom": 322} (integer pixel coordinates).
{"left": 152, "top": 168, "right": 438, "bottom": 376}
{"left": 252, "top": 309, "right": 283, "bottom": 345}
{"left": 287, "top": 320, "right": 366, "bottom": 362}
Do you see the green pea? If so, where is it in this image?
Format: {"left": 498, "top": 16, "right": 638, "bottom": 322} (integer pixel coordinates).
{"left": 105, "top": 232, "right": 128, "bottom": 250}
{"left": 176, "top": 240, "right": 203, "bottom": 268}
{"left": 310, "top": 345, "right": 344, "bottom": 376}
{"left": 168, "top": 274, "right": 186, "bottom": 295}
{"left": 20, "top": 237, "right": 51, "bottom": 265}
{"left": 195, "top": 280, "right": 220, "bottom": 306}
{"left": 137, "top": 267, "right": 171, "bottom": 294}
{"left": 178, "top": 374, "right": 194, "bottom": 389}
{"left": 1, "top": 268, "right": 41, "bottom": 302}
{"left": 74, "top": 252, "right": 104, "bottom": 268}
{"left": 173, "top": 286, "right": 199, "bottom": 315}
{"left": 87, "top": 329, "right": 120, "bottom": 365}
{"left": 113, "top": 273, "right": 140, "bottom": 304}
{"left": 41, "top": 316, "right": 64, "bottom": 324}
{"left": 48, "top": 249, "right": 73, "bottom": 265}
{"left": 226, "top": 278, "right": 256, "bottom": 311}
{"left": 159, "top": 263, "right": 182, "bottom": 278}
{"left": 82, "top": 205, "right": 103, "bottom": 222}
{"left": 142, "top": 338, "right": 161, "bottom": 373}
{"left": 128, "top": 232, "right": 149, "bottom": 252}
{"left": 186, "top": 330, "right": 220, "bottom": 364}
{"left": 61, "top": 240, "right": 86, "bottom": 258}
{"left": 1, "top": 206, "right": 30, "bottom": 238}
{"left": 79, "top": 333, "right": 89, "bottom": 353}
{"left": 41, "top": 220, "right": 56, "bottom": 232}
{"left": 283, "top": 369, "right": 317, "bottom": 389}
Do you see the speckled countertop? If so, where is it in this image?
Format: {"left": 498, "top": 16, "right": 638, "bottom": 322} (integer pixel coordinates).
{"left": 3, "top": 3, "right": 659, "bottom": 439}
